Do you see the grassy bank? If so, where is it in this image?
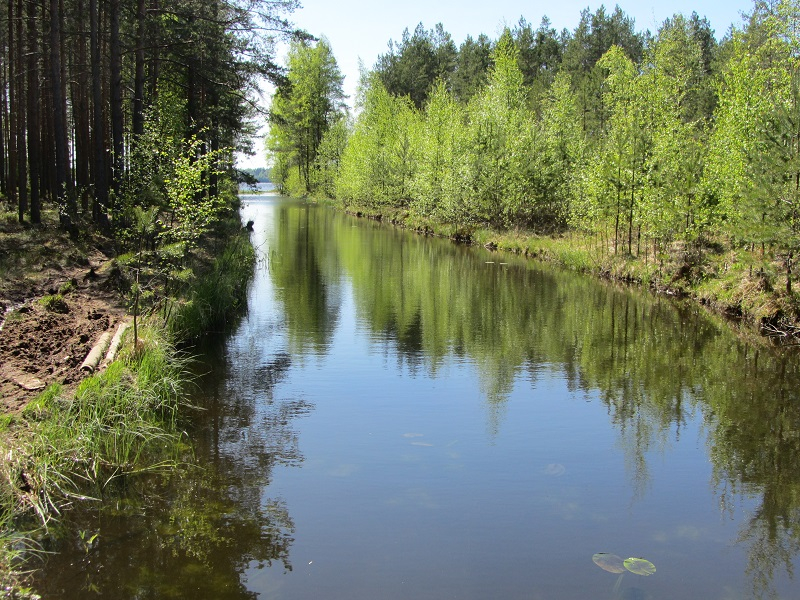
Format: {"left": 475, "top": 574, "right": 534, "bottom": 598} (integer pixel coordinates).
{"left": 0, "top": 202, "right": 256, "bottom": 595}
{"left": 169, "top": 231, "right": 255, "bottom": 340}
{"left": 0, "top": 322, "right": 188, "bottom": 597}
{"left": 335, "top": 201, "right": 800, "bottom": 341}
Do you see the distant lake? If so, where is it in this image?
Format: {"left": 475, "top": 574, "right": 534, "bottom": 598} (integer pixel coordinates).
{"left": 239, "top": 181, "right": 274, "bottom": 193}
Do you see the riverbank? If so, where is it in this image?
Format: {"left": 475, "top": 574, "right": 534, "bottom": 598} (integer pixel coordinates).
{"left": 331, "top": 200, "right": 800, "bottom": 343}
{"left": 0, "top": 202, "right": 255, "bottom": 595}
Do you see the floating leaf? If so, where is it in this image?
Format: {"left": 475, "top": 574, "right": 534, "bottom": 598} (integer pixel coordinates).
{"left": 543, "top": 463, "right": 565, "bottom": 476}
{"left": 624, "top": 557, "right": 656, "bottom": 576}
{"left": 592, "top": 553, "right": 626, "bottom": 573}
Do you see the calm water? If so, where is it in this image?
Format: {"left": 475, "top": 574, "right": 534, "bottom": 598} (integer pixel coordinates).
{"left": 37, "top": 194, "right": 800, "bottom": 599}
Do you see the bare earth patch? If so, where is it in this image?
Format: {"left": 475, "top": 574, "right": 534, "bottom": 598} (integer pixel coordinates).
{"left": 0, "top": 216, "right": 128, "bottom": 413}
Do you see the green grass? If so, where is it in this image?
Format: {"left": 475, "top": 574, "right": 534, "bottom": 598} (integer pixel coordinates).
{"left": 0, "top": 321, "right": 190, "bottom": 589}
{"left": 169, "top": 231, "right": 255, "bottom": 340}
{"left": 37, "top": 294, "right": 68, "bottom": 314}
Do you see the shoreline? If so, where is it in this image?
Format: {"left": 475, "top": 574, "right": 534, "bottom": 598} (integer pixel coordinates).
{"left": 323, "top": 199, "right": 800, "bottom": 347}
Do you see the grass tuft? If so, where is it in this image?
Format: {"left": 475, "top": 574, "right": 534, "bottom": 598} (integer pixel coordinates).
{"left": 36, "top": 295, "right": 68, "bottom": 314}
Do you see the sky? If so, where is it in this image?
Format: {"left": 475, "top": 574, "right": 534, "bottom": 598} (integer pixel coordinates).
{"left": 237, "top": 0, "right": 756, "bottom": 169}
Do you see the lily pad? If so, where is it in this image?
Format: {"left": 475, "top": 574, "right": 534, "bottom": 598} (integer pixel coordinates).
{"left": 624, "top": 557, "right": 656, "bottom": 576}
{"left": 543, "top": 463, "right": 566, "bottom": 476}
{"left": 592, "top": 553, "right": 626, "bottom": 573}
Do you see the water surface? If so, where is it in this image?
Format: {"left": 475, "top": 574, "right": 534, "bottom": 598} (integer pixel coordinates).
{"left": 37, "top": 194, "right": 800, "bottom": 599}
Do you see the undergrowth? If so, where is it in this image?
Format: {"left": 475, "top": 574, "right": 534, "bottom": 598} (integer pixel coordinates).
{"left": 169, "top": 231, "right": 255, "bottom": 340}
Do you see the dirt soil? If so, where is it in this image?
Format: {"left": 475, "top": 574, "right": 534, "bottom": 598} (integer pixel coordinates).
{"left": 0, "top": 216, "right": 128, "bottom": 414}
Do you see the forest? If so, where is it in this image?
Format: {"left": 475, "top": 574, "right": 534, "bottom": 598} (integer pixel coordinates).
{"left": 267, "top": 0, "right": 800, "bottom": 333}
{"left": 0, "top": 0, "right": 299, "bottom": 237}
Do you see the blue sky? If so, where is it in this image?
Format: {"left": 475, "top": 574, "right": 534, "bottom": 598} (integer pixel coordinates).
{"left": 239, "top": 0, "right": 756, "bottom": 168}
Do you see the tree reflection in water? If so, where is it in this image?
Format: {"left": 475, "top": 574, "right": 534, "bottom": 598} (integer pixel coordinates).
{"left": 267, "top": 203, "right": 800, "bottom": 599}
{"left": 34, "top": 338, "right": 309, "bottom": 599}
{"left": 36, "top": 200, "right": 800, "bottom": 599}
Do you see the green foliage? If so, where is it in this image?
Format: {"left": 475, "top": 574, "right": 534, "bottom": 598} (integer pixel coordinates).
{"left": 375, "top": 22, "right": 458, "bottom": 108}
{"left": 410, "top": 81, "right": 468, "bottom": 221}
{"left": 115, "top": 116, "right": 243, "bottom": 346}
{"left": 705, "top": 2, "right": 799, "bottom": 287}
{"left": 463, "top": 30, "right": 531, "bottom": 227}
{"left": 169, "top": 231, "right": 256, "bottom": 340}
{"left": 526, "top": 71, "right": 585, "bottom": 228}
{"left": 119, "top": 112, "right": 231, "bottom": 251}
{"left": 336, "top": 76, "right": 420, "bottom": 208}
{"left": 577, "top": 46, "right": 644, "bottom": 253}
{"left": 37, "top": 294, "right": 68, "bottom": 314}
{"left": 162, "top": 136, "right": 228, "bottom": 246}
{"left": 311, "top": 115, "right": 350, "bottom": 198}
{"left": 452, "top": 34, "right": 492, "bottom": 103}
{"left": 267, "top": 38, "right": 345, "bottom": 196}
{"left": 513, "top": 16, "right": 563, "bottom": 95}
{"left": 747, "top": 66, "right": 800, "bottom": 293}
{"left": 561, "top": 5, "right": 645, "bottom": 137}
{"left": 635, "top": 16, "right": 713, "bottom": 250}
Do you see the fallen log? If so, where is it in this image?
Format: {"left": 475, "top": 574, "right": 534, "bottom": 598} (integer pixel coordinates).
{"left": 100, "top": 321, "right": 130, "bottom": 369}
{"left": 80, "top": 331, "right": 113, "bottom": 373}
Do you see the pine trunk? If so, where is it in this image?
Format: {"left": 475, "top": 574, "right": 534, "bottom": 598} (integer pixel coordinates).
{"left": 15, "top": 0, "right": 27, "bottom": 224}
{"left": 27, "top": 0, "right": 41, "bottom": 224}
{"left": 132, "top": 0, "right": 146, "bottom": 140}
{"left": 110, "top": 0, "right": 124, "bottom": 199}
{"left": 4, "top": 0, "right": 15, "bottom": 203}
{"left": 72, "top": 0, "right": 91, "bottom": 210}
{"left": 50, "top": 0, "right": 72, "bottom": 227}
{"left": 90, "top": 0, "right": 108, "bottom": 222}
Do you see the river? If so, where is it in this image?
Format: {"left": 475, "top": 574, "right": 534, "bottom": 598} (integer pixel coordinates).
{"left": 35, "top": 192, "right": 800, "bottom": 599}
